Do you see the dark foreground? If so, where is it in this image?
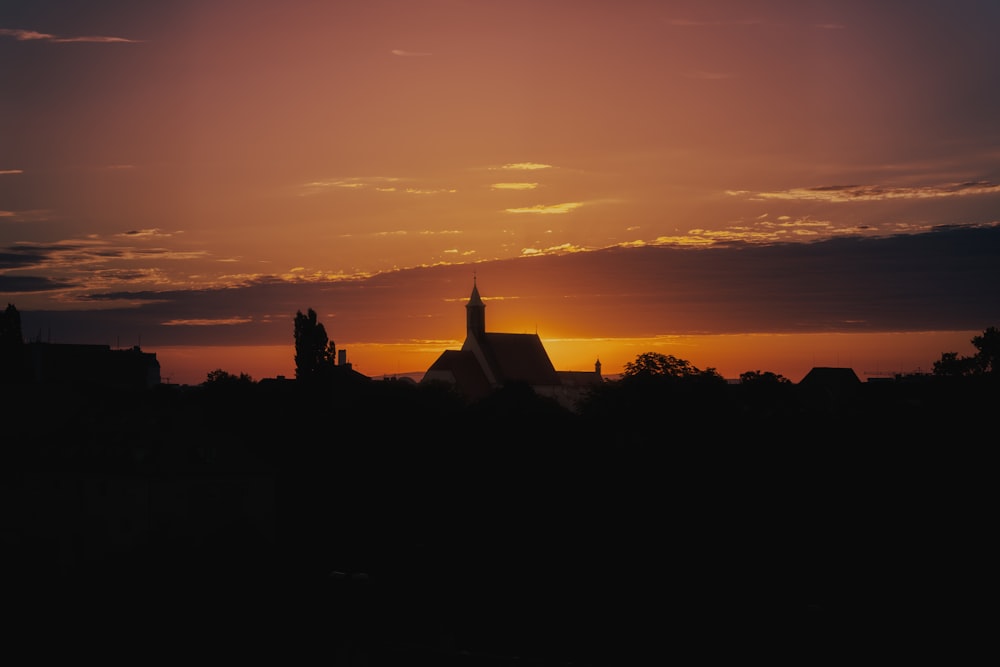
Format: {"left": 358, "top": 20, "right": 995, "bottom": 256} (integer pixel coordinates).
{"left": 1, "top": 376, "right": 993, "bottom": 663}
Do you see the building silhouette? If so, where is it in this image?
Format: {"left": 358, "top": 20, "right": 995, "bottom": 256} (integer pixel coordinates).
{"left": 421, "top": 278, "right": 602, "bottom": 408}
{"left": 25, "top": 342, "right": 161, "bottom": 389}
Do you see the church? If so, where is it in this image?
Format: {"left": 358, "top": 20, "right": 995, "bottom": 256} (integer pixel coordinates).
{"left": 421, "top": 278, "right": 603, "bottom": 409}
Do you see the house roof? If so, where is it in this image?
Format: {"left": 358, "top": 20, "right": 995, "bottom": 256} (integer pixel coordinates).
{"left": 799, "top": 367, "right": 862, "bottom": 387}
{"left": 557, "top": 370, "right": 603, "bottom": 388}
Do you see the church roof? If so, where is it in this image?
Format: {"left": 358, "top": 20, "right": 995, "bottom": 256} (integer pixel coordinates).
{"left": 478, "top": 332, "right": 560, "bottom": 387}
{"left": 424, "top": 349, "right": 493, "bottom": 399}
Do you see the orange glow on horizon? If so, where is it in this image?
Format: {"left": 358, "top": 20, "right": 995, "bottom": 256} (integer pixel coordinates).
{"left": 154, "top": 331, "right": 979, "bottom": 387}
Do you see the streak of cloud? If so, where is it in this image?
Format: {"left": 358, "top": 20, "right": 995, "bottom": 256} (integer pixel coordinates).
{"left": 118, "top": 229, "right": 174, "bottom": 239}
{"left": 162, "top": 317, "right": 254, "bottom": 327}
{"left": 0, "top": 275, "right": 77, "bottom": 292}
{"left": 491, "top": 183, "right": 539, "bottom": 190}
{"left": 0, "top": 27, "right": 141, "bottom": 43}
{"left": 405, "top": 187, "right": 456, "bottom": 195}
{"left": 521, "top": 243, "right": 589, "bottom": 256}
{"left": 391, "top": 49, "right": 431, "bottom": 57}
{"left": 752, "top": 181, "right": 1000, "bottom": 202}
{"left": 506, "top": 202, "right": 584, "bottom": 215}
{"left": 498, "top": 163, "right": 553, "bottom": 171}
{"left": 0, "top": 247, "right": 52, "bottom": 269}
{"left": 299, "top": 176, "right": 403, "bottom": 195}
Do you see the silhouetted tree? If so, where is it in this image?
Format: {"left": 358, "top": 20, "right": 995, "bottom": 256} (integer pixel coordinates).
{"left": 0, "top": 303, "right": 29, "bottom": 384}
{"left": 970, "top": 326, "right": 1000, "bottom": 375}
{"left": 932, "top": 351, "right": 975, "bottom": 377}
{"left": 739, "top": 370, "right": 791, "bottom": 385}
{"left": 203, "top": 368, "right": 255, "bottom": 386}
{"left": 623, "top": 351, "right": 724, "bottom": 383}
{"left": 294, "top": 308, "right": 337, "bottom": 382}
{"left": 933, "top": 326, "right": 1000, "bottom": 376}
{"left": 579, "top": 352, "right": 728, "bottom": 442}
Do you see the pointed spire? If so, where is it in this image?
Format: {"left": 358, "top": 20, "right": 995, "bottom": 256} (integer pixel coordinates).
{"left": 468, "top": 273, "right": 484, "bottom": 306}
{"left": 466, "top": 273, "right": 486, "bottom": 338}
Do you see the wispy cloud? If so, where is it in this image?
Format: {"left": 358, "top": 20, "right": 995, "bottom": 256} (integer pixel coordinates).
{"left": 118, "top": 228, "right": 175, "bottom": 239}
{"left": 1, "top": 247, "right": 49, "bottom": 270}
{"left": 277, "top": 268, "right": 371, "bottom": 283}
{"left": 497, "top": 163, "right": 553, "bottom": 171}
{"left": 299, "top": 176, "right": 457, "bottom": 196}
{"left": 391, "top": 49, "right": 431, "bottom": 57}
{"left": 618, "top": 215, "right": 893, "bottom": 250}
{"left": 0, "top": 28, "right": 141, "bottom": 43}
{"left": 405, "top": 187, "right": 456, "bottom": 195}
{"left": 299, "top": 176, "right": 410, "bottom": 195}
{"left": 300, "top": 178, "right": 372, "bottom": 193}
{"left": 299, "top": 176, "right": 457, "bottom": 197}
{"left": 162, "top": 317, "right": 254, "bottom": 327}
{"left": 491, "top": 182, "right": 539, "bottom": 191}
{"left": 750, "top": 181, "right": 1000, "bottom": 202}
{"left": 0, "top": 234, "right": 209, "bottom": 302}
{"left": 506, "top": 202, "right": 584, "bottom": 215}
{"left": 0, "top": 169, "right": 23, "bottom": 175}
{"left": 0, "top": 275, "right": 77, "bottom": 293}
{"left": 338, "top": 228, "right": 462, "bottom": 240}
{"left": 520, "top": 243, "right": 589, "bottom": 256}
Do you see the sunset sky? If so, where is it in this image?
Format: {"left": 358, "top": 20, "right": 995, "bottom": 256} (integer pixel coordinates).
{"left": 2, "top": 0, "right": 998, "bottom": 385}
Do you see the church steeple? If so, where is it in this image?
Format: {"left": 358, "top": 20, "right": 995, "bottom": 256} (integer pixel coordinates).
{"left": 465, "top": 274, "right": 486, "bottom": 339}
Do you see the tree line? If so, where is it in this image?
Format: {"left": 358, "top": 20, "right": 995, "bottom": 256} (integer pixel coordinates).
{"left": 2, "top": 301, "right": 997, "bottom": 388}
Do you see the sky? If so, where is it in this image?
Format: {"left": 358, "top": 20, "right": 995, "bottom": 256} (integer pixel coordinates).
{"left": 2, "top": 0, "right": 999, "bottom": 385}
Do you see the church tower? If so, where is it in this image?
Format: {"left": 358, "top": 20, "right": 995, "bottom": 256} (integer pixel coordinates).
{"left": 465, "top": 276, "right": 486, "bottom": 340}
